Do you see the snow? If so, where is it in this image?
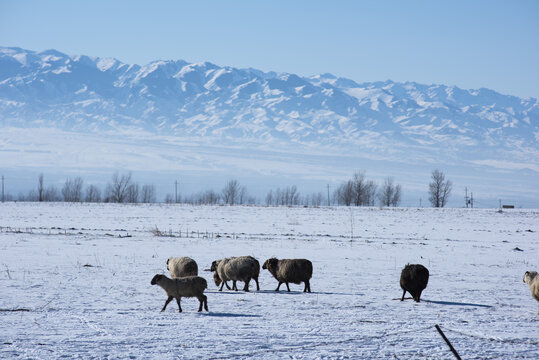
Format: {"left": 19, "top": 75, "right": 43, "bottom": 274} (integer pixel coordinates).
{"left": 1, "top": 203, "right": 538, "bottom": 359}
{"left": 96, "top": 58, "right": 119, "bottom": 72}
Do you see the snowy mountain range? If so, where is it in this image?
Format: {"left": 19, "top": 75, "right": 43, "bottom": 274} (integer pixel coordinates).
{"left": 1, "top": 46, "right": 538, "bottom": 205}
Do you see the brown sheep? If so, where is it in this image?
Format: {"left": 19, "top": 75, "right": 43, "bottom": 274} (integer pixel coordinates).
{"left": 262, "top": 258, "right": 312, "bottom": 292}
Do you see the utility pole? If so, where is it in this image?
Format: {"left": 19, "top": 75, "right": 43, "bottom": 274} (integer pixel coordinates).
{"left": 464, "top": 187, "right": 469, "bottom": 208}
{"left": 470, "top": 192, "right": 474, "bottom": 208}
{"left": 174, "top": 180, "right": 178, "bottom": 204}
{"left": 419, "top": 197, "right": 422, "bottom": 207}
{"left": 326, "top": 184, "right": 330, "bottom": 206}
{"left": 1, "top": 175, "right": 4, "bottom": 203}
{"left": 499, "top": 199, "right": 502, "bottom": 209}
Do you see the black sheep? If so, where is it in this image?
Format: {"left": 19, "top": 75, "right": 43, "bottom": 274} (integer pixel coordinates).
{"left": 400, "top": 264, "right": 429, "bottom": 302}
{"left": 262, "top": 258, "right": 313, "bottom": 292}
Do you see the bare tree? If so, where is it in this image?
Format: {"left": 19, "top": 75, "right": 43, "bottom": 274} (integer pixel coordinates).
{"left": 22, "top": 190, "right": 37, "bottom": 201}
{"left": 336, "top": 180, "right": 354, "bottom": 206}
{"left": 141, "top": 184, "right": 156, "bottom": 203}
{"left": 126, "top": 183, "right": 139, "bottom": 203}
{"left": 275, "top": 188, "right": 282, "bottom": 205}
{"left": 186, "top": 189, "right": 221, "bottom": 205}
{"left": 62, "top": 177, "right": 84, "bottom": 202}
{"left": 392, "top": 183, "right": 402, "bottom": 207}
{"left": 85, "top": 184, "right": 101, "bottom": 202}
{"left": 312, "top": 192, "right": 323, "bottom": 207}
{"left": 289, "top": 185, "right": 300, "bottom": 205}
{"left": 222, "top": 179, "right": 241, "bottom": 205}
{"left": 364, "top": 180, "right": 377, "bottom": 206}
{"left": 352, "top": 172, "right": 366, "bottom": 206}
{"left": 265, "top": 189, "right": 273, "bottom": 206}
{"left": 266, "top": 186, "right": 301, "bottom": 206}
{"left": 378, "top": 177, "right": 402, "bottom": 207}
{"left": 202, "top": 190, "right": 220, "bottom": 205}
{"left": 164, "top": 193, "right": 174, "bottom": 204}
{"left": 428, "top": 169, "right": 452, "bottom": 208}
{"left": 238, "top": 186, "right": 248, "bottom": 205}
{"left": 43, "top": 185, "right": 61, "bottom": 202}
{"left": 37, "top": 173, "right": 44, "bottom": 202}
{"left": 105, "top": 172, "right": 132, "bottom": 203}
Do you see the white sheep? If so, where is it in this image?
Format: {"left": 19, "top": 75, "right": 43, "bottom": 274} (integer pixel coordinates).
{"left": 166, "top": 256, "right": 198, "bottom": 278}
{"left": 150, "top": 274, "right": 208, "bottom": 313}
{"left": 211, "top": 256, "right": 260, "bottom": 292}
{"left": 523, "top": 271, "right": 539, "bottom": 314}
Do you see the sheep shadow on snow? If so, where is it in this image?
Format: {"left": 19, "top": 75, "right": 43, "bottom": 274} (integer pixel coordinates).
{"left": 253, "top": 290, "right": 359, "bottom": 296}
{"left": 420, "top": 299, "right": 493, "bottom": 308}
{"left": 199, "top": 312, "right": 262, "bottom": 318}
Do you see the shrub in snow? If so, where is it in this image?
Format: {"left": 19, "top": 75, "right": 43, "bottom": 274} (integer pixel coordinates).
{"left": 262, "top": 258, "right": 313, "bottom": 293}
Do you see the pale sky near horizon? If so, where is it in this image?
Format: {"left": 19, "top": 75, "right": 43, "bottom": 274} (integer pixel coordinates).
{"left": 1, "top": 0, "right": 538, "bottom": 99}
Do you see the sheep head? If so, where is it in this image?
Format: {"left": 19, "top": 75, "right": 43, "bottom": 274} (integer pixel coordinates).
{"left": 210, "top": 260, "right": 220, "bottom": 272}
{"left": 524, "top": 271, "right": 538, "bottom": 285}
{"left": 263, "top": 258, "right": 278, "bottom": 271}
{"left": 213, "top": 271, "right": 222, "bottom": 287}
{"left": 151, "top": 274, "right": 164, "bottom": 285}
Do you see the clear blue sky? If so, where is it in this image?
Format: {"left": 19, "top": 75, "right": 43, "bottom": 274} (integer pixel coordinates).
{"left": 1, "top": 0, "right": 538, "bottom": 98}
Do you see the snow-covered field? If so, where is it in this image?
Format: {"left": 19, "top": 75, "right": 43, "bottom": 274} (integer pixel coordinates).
{"left": 1, "top": 203, "right": 538, "bottom": 359}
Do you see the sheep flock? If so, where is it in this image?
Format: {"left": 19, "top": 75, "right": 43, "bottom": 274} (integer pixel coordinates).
{"left": 152, "top": 256, "right": 538, "bottom": 316}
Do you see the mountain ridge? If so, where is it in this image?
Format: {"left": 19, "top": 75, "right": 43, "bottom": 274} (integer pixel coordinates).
{"left": 1, "top": 46, "right": 537, "bottom": 151}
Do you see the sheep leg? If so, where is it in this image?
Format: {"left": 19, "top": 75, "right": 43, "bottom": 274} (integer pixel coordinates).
{"left": 197, "top": 295, "right": 207, "bottom": 312}
{"left": 304, "top": 280, "right": 311, "bottom": 293}
{"left": 285, "top": 282, "right": 291, "bottom": 292}
{"left": 225, "top": 281, "right": 232, "bottom": 290}
{"left": 243, "top": 278, "right": 251, "bottom": 292}
{"left": 176, "top": 297, "right": 183, "bottom": 312}
{"left": 401, "top": 290, "right": 406, "bottom": 301}
{"left": 255, "top": 277, "right": 260, "bottom": 291}
{"left": 161, "top": 296, "right": 173, "bottom": 312}
{"left": 233, "top": 281, "right": 238, "bottom": 291}
{"left": 275, "top": 281, "right": 283, "bottom": 291}
{"left": 219, "top": 282, "right": 226, "bottom": 291}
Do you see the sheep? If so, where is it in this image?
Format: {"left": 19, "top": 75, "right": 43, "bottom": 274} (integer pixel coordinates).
{"left": 262, "top": 258, "right": 312, "bottom": 292}
{"left": 150, "top": 274, "right": 208, "bottom": 313}
{"left": 166, "top": 256, "right": 198, "bottom": 278}
{"left": 211, "top": 256, "right": 260, "bottom": 292}
{"left": 523, "top": 270, "right": 539, "bottom": 314}
{"left": 210, "top": 259, "right": 231, "bottom": 290}
{"left": 400, "top": 264, "right": 429, "bottom": 302}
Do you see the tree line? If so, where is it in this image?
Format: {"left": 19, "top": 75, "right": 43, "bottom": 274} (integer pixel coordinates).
{"left": 4, "top": 170, "right": 453, "bottom": 208}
